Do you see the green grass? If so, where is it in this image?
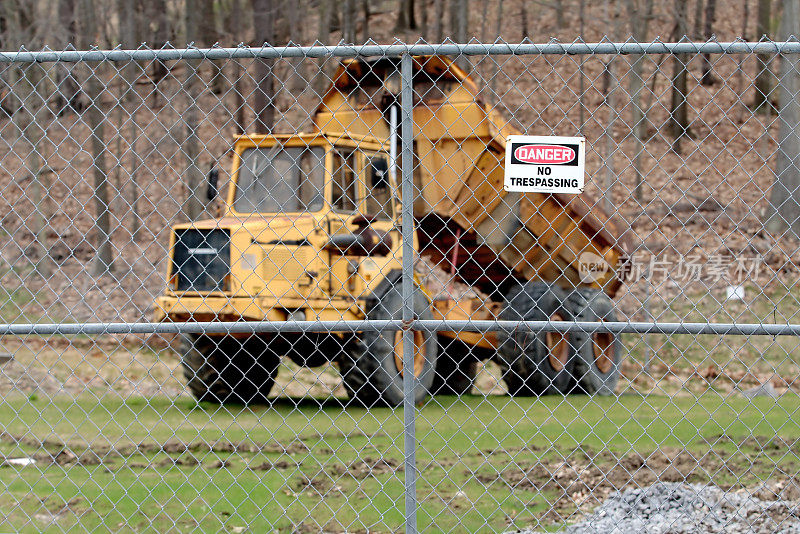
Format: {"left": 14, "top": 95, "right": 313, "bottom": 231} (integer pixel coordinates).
{"left": 1, "top": 393, "right": 799, "bottom": 532}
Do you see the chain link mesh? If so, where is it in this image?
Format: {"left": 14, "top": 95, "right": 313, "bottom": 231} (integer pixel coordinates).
{"left": 0, "top": 41, "right": 799, "bottom": 532}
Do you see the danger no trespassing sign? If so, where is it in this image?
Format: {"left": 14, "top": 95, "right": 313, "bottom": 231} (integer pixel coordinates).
{"left": 504, "top": 135, "right": 586, "bottom": 194}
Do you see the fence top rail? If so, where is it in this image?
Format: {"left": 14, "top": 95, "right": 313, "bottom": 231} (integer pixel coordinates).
{"left": 1, "top": 40, "right": 799, "bottom": 62}
{"left": 3, "top": 320, "right": 800, "bottom": 336}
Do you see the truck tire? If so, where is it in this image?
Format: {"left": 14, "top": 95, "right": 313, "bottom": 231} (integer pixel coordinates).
{"left": 498, "top": 282, "right": 574, "bottom": 396}
{"left": 431, "top": 336, "right": 479, "bottom": 396}
{"left": 338, "top": 284, "right": 437, "bottom": 407}
{"left": 180, "top": 334, "right": 280, "bottom": 404}
{"left": 566, "top": 289, "right": 621, "bottom": 396}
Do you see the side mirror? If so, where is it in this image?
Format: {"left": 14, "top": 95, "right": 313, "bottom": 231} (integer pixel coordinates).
{"left": 206, "top": 167, "right": 219, "bottom": 201}
{"left": 369, "top": 158, "right": 389, "bottom": 190}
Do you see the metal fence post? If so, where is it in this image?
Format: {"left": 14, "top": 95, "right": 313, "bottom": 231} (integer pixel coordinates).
{"left": 400, "top": 51, "right": 418, "bottom": 533}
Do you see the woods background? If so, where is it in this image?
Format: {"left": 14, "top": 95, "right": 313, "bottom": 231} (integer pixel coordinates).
{"left": 0, "top": 0, "right": 796, "bottom": 330}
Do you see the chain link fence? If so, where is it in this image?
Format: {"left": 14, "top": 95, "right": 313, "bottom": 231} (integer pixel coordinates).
{"left": 1, "top": 40, "right": 800, "bottom": 532}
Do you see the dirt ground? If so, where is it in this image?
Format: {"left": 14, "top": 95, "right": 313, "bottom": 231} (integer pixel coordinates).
{"left": 2, "top": 331, "right": 798, "bottom": 403}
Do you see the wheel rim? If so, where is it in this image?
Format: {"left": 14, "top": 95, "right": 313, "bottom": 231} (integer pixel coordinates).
{"left": 546, "top": 312, "right": 569, "bottom": 372}
{"left": 393, "top": 330, "right": 426, "bottom": 378}
{"left": 592, "top": 322, "right": 615, "bottom": 373}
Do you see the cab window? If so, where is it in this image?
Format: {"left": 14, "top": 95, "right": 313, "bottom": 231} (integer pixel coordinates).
{"left": 331, "top": 150, "right": 359, "bottom": 212}
{"left": 365, "top": 155, "right": 393, "bottom": 220}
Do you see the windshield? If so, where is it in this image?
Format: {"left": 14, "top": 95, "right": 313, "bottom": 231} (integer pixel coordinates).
{"left": 233, "top": 146, "right": 325, "bottom": 213}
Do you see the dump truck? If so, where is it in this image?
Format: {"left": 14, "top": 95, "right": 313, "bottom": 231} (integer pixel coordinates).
{"left": 154, "top": 56, "right": 631, "bottom": 405}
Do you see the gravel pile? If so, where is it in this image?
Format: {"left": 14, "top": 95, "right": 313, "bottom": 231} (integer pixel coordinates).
{"left": 514, "top": 483, "right": 800, "bottom": 534}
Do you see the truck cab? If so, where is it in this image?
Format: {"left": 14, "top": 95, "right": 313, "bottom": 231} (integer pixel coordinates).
{"left": 155, "top": 133, "right": 404, "bottom": 323}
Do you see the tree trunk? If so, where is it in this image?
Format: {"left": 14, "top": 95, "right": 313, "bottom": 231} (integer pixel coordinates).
{"left": 419, "top": 0, "right": 427, "bottom": 38}
{"left": 183, "top": 0, "right": 204, "bottom": 220}
{"left": 318, "top": 0, "right": 332, "bottom": 44}
{"left": 432, "top": 0, "right": 445, "bottom": 41}
{"left": 626, "top": 0, "right": 653, "bottom": 201}
{"left": 252, "top": 0, "right": 276, "bottom": 133}
{"left": 314, "top": 0, "right": 333, "bottom": 95}
{"left": 5, "top": 0, "right": 52, "bottom": 277}
{"left": 342, "top": 0, "right": 355, "bottom": 43}
{"left": 554, "top": 0, "right": 564, "bottom": 29}
{"left": 118, "top": 0, "right": 142, "bottom": 239}
{"left": 701, "top": 0, "right": 717, "bottom": 84}
{"left": 56, "top": 0, "right": 83, "bottom": 115}
{"left": 199, "top": 0, "right": 225, "bottom": 94}
{"left": 80, "top": 0, "right": 114, "bottom": 274}
{"left": 449, "top": 0, "right": 467, "bottom": 42}
{"left": 450, "top": 0, "right": 468, "bottom": 69}
{"left": 735, "top": 0, "right": 749, "bottom": 109}
{"left": 602, "top": 0, "right": 621, "bottom": 216}
{"left": 396, "top": 0, "right": 416, "bottom": 31}
{"left": 521, "top": 1, "right": 529, "bottom": 40}
{"left": 668, "top": 0, "right": 691, "bottom": 149}
{"left": 361, "top": 0, "right": 370, "bottom": 42}
{"left": 488, "top": 0, "right": 502, "bottom": 100}
{"left": 147, "top": 0, "right": 169, "bottom": 107}
{"left": 14, "top": 65, "right": 53, "bottom": 278}
{"left": 764, "top": 0, "right": 800, "bottom": 236}
{"left": 753, "top": 0, "right": 774, "bottom": 112}
{"left": 693, "top": 0, "right": 704, "bottom": 39}
{"left": 578, "top": 0, "right": 585, "bottom": 131}
{"left": 227, "top": 0, "right": 246, "bottom": 133}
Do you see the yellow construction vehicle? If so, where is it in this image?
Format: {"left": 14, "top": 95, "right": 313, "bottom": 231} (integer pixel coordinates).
{"left": 154, "top": 56, "right": 630, "bottom": 405}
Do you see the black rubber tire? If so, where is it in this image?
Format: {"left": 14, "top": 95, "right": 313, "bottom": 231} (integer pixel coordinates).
{"left": 497, "top": 282, "right": 575, "bottom": 396}
{"left": 431, "top": 336, "right": 480, "bottom": 396}
{"left": 566, "top": 288, "right": 621, "bottom": 396}
{"left": 338, "top": 284, "right": 437, "bottom": 407}
{"left": 180, "top": 334, "right": 280, "bottom": 404}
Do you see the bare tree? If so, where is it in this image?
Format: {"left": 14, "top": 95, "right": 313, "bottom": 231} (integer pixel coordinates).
{"left": 579, "top": 0, "right": 585, "bottom": 131}
{"left": 602, "top": 0, "right": 621, "bottom": 215}
{"left": 521, "top": 1, "right": 530, "bottom": 40}
{"left": 398, "top": 0, "right": 417, "bottom": 31}
{"left": 449, "top": 0, "right": 468, "bottom": 70}
{"left": 554, "top": 0, "right": 564, "bottom": 28}
{"left": 6, "top": 1, "right": 54, "bottom": 277}
{"left": 55, "top": 0, "right": 84, "bottom": 115}
{"left": 342, "top": 0, "right": 356, "bottom": 43}
{"left": 735, "top": 0, "right": 749, "bottom": 98}
{"left": 183, "top": 0, "right": 204, "bottom": 220}
{"left": 80, "top": 0, "right": 114, "bottom": 274}
{"left": 199, "top": 0, "right": 226, "bottom": 94}
{"left": 488, "top": 0, "right": 503, "bottom": 100}
{"left": 362, "top": 0, "right": 371, "bottom": 42}
{"left": 317, "top": 0, "right": 333, "bottom": 44}
{"left": 145, "top": 0, "right": 169, "bottom": 107}
{"left": 626, "top": 0, "right": 654, "bottom": 200}
{"left": 117, "top": 0, "right": 143, "bottom": 238}
{"left": 418, "top": 0, "right": 427, "bottom": 38}
{"left": 252, "top": 0, "right": 276, "bottom": 133}
{"left": 432, "top": 0, "right": 445, "bottom": 41}
{"left": 700, "top": 0, "right": 717, "bottom": 84}
{"left": 314, "top": 0, "right": 334, "bottom": 94}
{"left": 764, "top": 0, "right": 800, "bottom": 236}
{"left": 449, "top": 0, "right": 468, "bottom": 42}
{"left": 693, "top": 0, "right": 704, "bottom": 39}
{"left": 226, "top": 0, "right": 246, "bottom": 133}
{"left": 668, "top": 0, "right": 691, "bottom": 150}
{"left": 753, "top": 0, "right": 775, "bottom": 112}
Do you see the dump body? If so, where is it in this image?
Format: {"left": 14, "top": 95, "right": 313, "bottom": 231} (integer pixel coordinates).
{"left": 314, "top": 56, "right": 630, "bottom": 297}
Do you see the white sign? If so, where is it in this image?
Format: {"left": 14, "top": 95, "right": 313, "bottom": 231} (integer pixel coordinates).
{"left": 504, "top": 135, "right": 585, "bottom": 193}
